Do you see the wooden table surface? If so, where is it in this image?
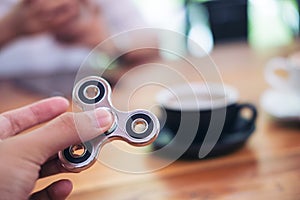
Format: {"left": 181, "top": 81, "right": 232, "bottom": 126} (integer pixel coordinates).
{"left": 0, "top": 42, "right": 299, "bottom": 200}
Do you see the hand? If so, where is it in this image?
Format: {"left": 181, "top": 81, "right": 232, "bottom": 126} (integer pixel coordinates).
{"left": 0, "top": 97, "right": 113, "bottom": 200}
{"left": 4, "top": 0, "right": 80, "bottom": 37}
{"left": 53, "top": 0, "right": 109, "bottom": 48}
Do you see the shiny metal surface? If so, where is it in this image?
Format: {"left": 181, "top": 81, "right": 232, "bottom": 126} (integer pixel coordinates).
{"left": 58, "top": 76, "right": 160, "bottom": 172}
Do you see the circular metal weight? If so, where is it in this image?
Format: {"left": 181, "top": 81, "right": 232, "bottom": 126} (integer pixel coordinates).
{"left": 125, "top": 113, "right": 154, "bottom": 139}
{"left": 63, "top": 142, "right": 93, "bottom": 164}
{"left": 77, "top": 80, "right": 106, "bottom": 104}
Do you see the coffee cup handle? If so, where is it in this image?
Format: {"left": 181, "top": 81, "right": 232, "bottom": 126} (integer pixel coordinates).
{"left": 265, "top": 57, "right": 289, "bottom": 90}
{"left": 236, "top": 103, "right": 257, "bottom": 129}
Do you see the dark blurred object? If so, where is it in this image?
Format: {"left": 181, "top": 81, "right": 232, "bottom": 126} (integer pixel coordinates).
{"left": 185, "top": 0, "right": 248, "bottom": 43}
{"left": 153, "top": 115, "right": 256, "bottom": 160}
{"left": 298, "top": 0, "right": 300, "bottom": 36}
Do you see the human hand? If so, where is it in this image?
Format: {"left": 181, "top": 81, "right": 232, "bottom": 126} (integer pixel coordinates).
{"left": 4, "top": 0, "right": 80, "bottom": 37}
{"left": 0, "top": 97, "right": 113, "bottom": 200}
{"left": 54, "top": 0, "right": 109, "bottom": 48}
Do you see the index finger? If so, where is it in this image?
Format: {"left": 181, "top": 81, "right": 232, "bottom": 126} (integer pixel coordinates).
{"left": 0, "top": 97, "right": 69, "bottom": 139}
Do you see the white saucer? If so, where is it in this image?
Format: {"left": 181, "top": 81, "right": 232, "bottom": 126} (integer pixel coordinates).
{"left": 260, "top": 89, "right": 300, "bottom": 121}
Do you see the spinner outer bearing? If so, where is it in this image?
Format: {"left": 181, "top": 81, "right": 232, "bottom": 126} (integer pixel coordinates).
{"left": 58, "top": 76, "right": 160, "bottom": 172}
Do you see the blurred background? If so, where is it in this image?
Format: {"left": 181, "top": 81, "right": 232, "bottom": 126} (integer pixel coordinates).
{"left": 1, "top": 1, "right": 300, "bottom": 199}
{"left": 134, "top": 0, "right": 300, "bottom": 52}
{"left": 0, "top": 0, "right": 300, "bottom": 96}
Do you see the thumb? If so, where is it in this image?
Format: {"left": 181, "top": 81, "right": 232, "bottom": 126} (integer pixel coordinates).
{"left": 15, "top": 108, "right": 113, "bottom": 164}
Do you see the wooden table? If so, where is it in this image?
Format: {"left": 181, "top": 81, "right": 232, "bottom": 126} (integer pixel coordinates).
{"left": 0, "top": 42, "right": 299, "bottom": 200}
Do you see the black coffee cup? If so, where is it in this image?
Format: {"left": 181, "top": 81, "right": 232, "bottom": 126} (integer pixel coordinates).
{"left": 156, "top": 83, "right": 257, "bottom": 146}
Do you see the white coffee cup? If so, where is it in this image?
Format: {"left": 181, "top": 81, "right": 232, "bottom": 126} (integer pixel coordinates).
{"left": 265, "top": 52, "right": 300, "bottom": 95}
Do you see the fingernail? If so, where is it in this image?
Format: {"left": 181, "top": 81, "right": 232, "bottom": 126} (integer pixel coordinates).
{"left": 95, "top": 108, "right": 113, "bottom": 130}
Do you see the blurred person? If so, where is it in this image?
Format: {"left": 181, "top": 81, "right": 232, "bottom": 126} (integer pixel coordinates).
{"left": 0, "top": 97, "right": 114, "bottom": 199}
{"left": 0, "top": 0, "right": 159, "bottom": 79}
{"left": 0, "top": 0, "right": 79, "bottom": 47}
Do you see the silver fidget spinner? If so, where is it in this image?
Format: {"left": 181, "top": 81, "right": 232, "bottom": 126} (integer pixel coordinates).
{"left": 58, "top": 76, "right": 160, "bottom": 172}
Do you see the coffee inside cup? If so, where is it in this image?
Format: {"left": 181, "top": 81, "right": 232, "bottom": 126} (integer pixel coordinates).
{"left": 156, "top": 83, "right": 239, "bottom": 111}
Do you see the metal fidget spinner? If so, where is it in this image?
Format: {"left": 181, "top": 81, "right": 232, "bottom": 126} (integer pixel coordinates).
{"left": 58, "top": 76, "right": 160, "bottom": 172}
